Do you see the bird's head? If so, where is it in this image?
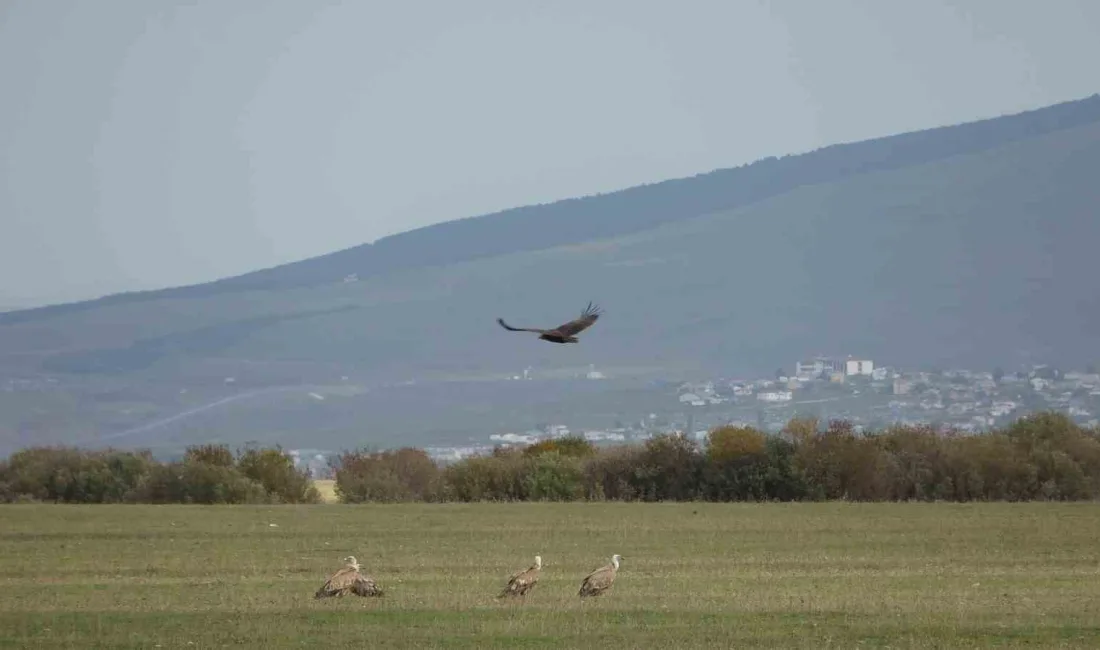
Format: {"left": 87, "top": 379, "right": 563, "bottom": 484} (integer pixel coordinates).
{"left": 534, "top": 555, "right": 542, "bottom": 568}
{"left": 611, "top": 554, "right": 623, "bottom": 568}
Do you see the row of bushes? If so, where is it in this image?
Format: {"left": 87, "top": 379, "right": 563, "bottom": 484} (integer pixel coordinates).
{"left": 333, "top": 412, "right": 1100, "bottom": 503}
{"left": 0, "top": 443, "right": 320, "bottom": 504}
{"left": 3, "top": 412, "right": 1097, "bottom": 504}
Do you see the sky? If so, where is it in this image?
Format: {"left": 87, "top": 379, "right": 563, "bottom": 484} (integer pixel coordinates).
{"left": 1, "top": 0, "right": 1098, "bottom": 308}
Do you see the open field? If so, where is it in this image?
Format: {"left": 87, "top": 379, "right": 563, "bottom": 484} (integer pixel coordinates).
{"left": 313, "top": 479, "right": 338, "bottom": 504}
{"left": 1, "top": 503, "right": 1099, "bottom": 648}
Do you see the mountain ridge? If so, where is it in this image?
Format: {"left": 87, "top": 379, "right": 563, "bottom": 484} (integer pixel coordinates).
{"left": 3, "top": 92, "right": 1099, "bottom": 326}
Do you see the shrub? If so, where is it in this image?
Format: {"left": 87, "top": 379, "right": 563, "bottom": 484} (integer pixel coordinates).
{"left": 237, "top": 446, "right": 320, "bottom": 504}
{"left": 941, "top": 433, "right": 1034, "bottom": 501}
{"left": 440, "top": 449, "right": 528, "bottom": 502}
{"left": 0, "top": 447, "right": 155, "bottom": 503}
{"left": 5, "top": 413, "right": 1100, "bottom": 505}
{"left": 582, "top": 445, "right": 646, "bottom": 501}
{"left": 701, "top": 427, "right": 805, "bottom": 501}
{"left": 130, "top": 461, "right": 271, "bottom": 504}
{"left": 633, "top": 433, "right": 703, "bottom": 502}
{"left": 794, "top": 420, "right": 893, "bottom": 501}
{"left": 184, "top": 444, "right": 235, "bottom": 468}
{"left": 523, "top": 434, "right": 596, "bottom": 459}
{"left": 334, "top": 447, "right": 441, "bottom": 503}
{"left": 877, "top": 425, "right": 952, "bottom": 501}
{"left": 521, "top": 451, "right": 584, "bottom": 501}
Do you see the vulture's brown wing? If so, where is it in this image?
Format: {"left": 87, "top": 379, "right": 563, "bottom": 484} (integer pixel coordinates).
{"left": 578, "top": 565, "right": 615, "bottom": 596}
{"left": 315, "top": 565, "right": 358, "bottom": 598}
{"left": 554, "top": 302, "right": 601, "bottom": 337}
{"left": 512, "top": 566, "right": 539, "bottom": 587}
{"left": 351, "top": 573, "right": 384, "bottom": 597}
{"left": 500, "top": 566, "right": 539, "bottom": 597}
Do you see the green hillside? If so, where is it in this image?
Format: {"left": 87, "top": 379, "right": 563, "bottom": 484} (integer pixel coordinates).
{"left": 1, "top": 96, "right": 1099, "bottom": 453}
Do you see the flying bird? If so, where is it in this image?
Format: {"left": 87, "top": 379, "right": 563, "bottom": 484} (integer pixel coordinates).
{"left": 498, "top": 555, "right": 542, "bottom": 598}
{"left": 314, "top": 556, "right": 384, "bottom": 599}
{"left": 497, "top": 302, "right": 602, "bottom": 344}
{"left": 578, "top": 554, "right": 623, "bottom": 598}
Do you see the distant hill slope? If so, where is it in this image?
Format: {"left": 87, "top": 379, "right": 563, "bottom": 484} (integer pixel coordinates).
{"left": 3, "top": 106, "right": 1098, "bottom": 376}
{"left": 2, "top": 94, "right": 1099, "bottom": 452}
{"left": 3, "top": 93, "right": 1099, "bottom": 327}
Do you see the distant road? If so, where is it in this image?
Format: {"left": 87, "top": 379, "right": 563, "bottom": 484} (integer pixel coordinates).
{"left": 97, "top": 386, "right": 309, "bottom": 442}
{"left": 790, "top": 396, "right": 847, "bottom": 405}
{"left": 95, "top": 384, "right": 861, "bottom": 446}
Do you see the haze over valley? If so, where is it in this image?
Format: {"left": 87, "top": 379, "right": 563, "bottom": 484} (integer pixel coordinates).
{"left": 3, "top": 1, "right": 1100, "bottom": 462}
{"left": 3, "top": 94, "right": 1100, "bottom": 458}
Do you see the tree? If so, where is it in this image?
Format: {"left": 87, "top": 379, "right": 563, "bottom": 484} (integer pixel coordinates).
{"left": 701, "top": 426, "right": 770, "bottom": 501}
{"left": 706, "top": 426, "right": 766, "bottom": 462}
{"left": 782, "top": 416, "right": 819, "bottom": 446}
{"left": 523, "top": 434, "right": 596, "bottom": 458}
{"left": 236, "top": 446, "right": 320, "bottom": 503}
{"left": 635, "top": 433, "right": 703, "bottom": 501}
{"left": 992, "top": 367, "right": 1005, "bottom": 383}
{"left": 335, "top": 447, "right": 440, "bottom": 503}
{"left": 774, "top": 368, "right": 786, "bottom": 380}
{"left": 184, "top": 444, "right": 235, "bottom": 467}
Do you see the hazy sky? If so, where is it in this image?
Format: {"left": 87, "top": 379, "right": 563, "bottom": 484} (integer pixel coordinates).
{"left": 1, "top": 0, "right": 1097, "bottom": 308}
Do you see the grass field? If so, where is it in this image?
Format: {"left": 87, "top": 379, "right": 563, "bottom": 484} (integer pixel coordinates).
{"left": 1, "top": 503, "right": 1099, "bottom": 648}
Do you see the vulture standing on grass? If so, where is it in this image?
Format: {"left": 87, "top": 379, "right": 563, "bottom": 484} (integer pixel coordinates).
{"left": 498, "top": 555, "right": 542, "bottom": 598}
{"left": 578, "top": 554, "right": 623, "bottom": 598}
{"left": 314, "top": 556, "right": 384, "bottom": 599}
{"left": 497, "top": 302, "right": 602, "bottom": 344}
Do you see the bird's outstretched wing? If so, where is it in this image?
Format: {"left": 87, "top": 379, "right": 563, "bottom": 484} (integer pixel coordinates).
{"left": 497, "top": 318, "right": 545, "bottom": 334}
{"left": 553, "top": 302, "right": 601, "bottom": 337}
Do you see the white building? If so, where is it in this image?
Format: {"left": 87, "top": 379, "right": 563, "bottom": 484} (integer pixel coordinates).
{"left": 678, "top": 393, "right": 706, "bottom": 407}
{"left": 583, "top": 430, "right": 626, "bottom": 442}
{"left": 845, "top": 359, "right": 874, "bottom": 376}
{"left": 731, "top": 384, "right": 754, "bottom": 396}
{"left": 546, "top": 424, "right": 571, "bottom": 438}
{"left": 756, "top": 391, "right": 793, "bottom": 402}
{"left": 490, "top": 432, "right": 539, "bottom": 445}
{"left": 795, "top": 357, "right": 844, "bottom": 380}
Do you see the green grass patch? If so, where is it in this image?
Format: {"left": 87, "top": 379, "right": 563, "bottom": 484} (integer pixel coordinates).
{"left": 0, "top": 502, "right": 1098, "bottom": 648}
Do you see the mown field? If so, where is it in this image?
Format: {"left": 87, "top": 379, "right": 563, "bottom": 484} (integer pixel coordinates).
{"left": 312, "top": 479, "right": 338, "bottom": 504}
{"left": 0, "top": 503, "right": 1098, "bottom": 648}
